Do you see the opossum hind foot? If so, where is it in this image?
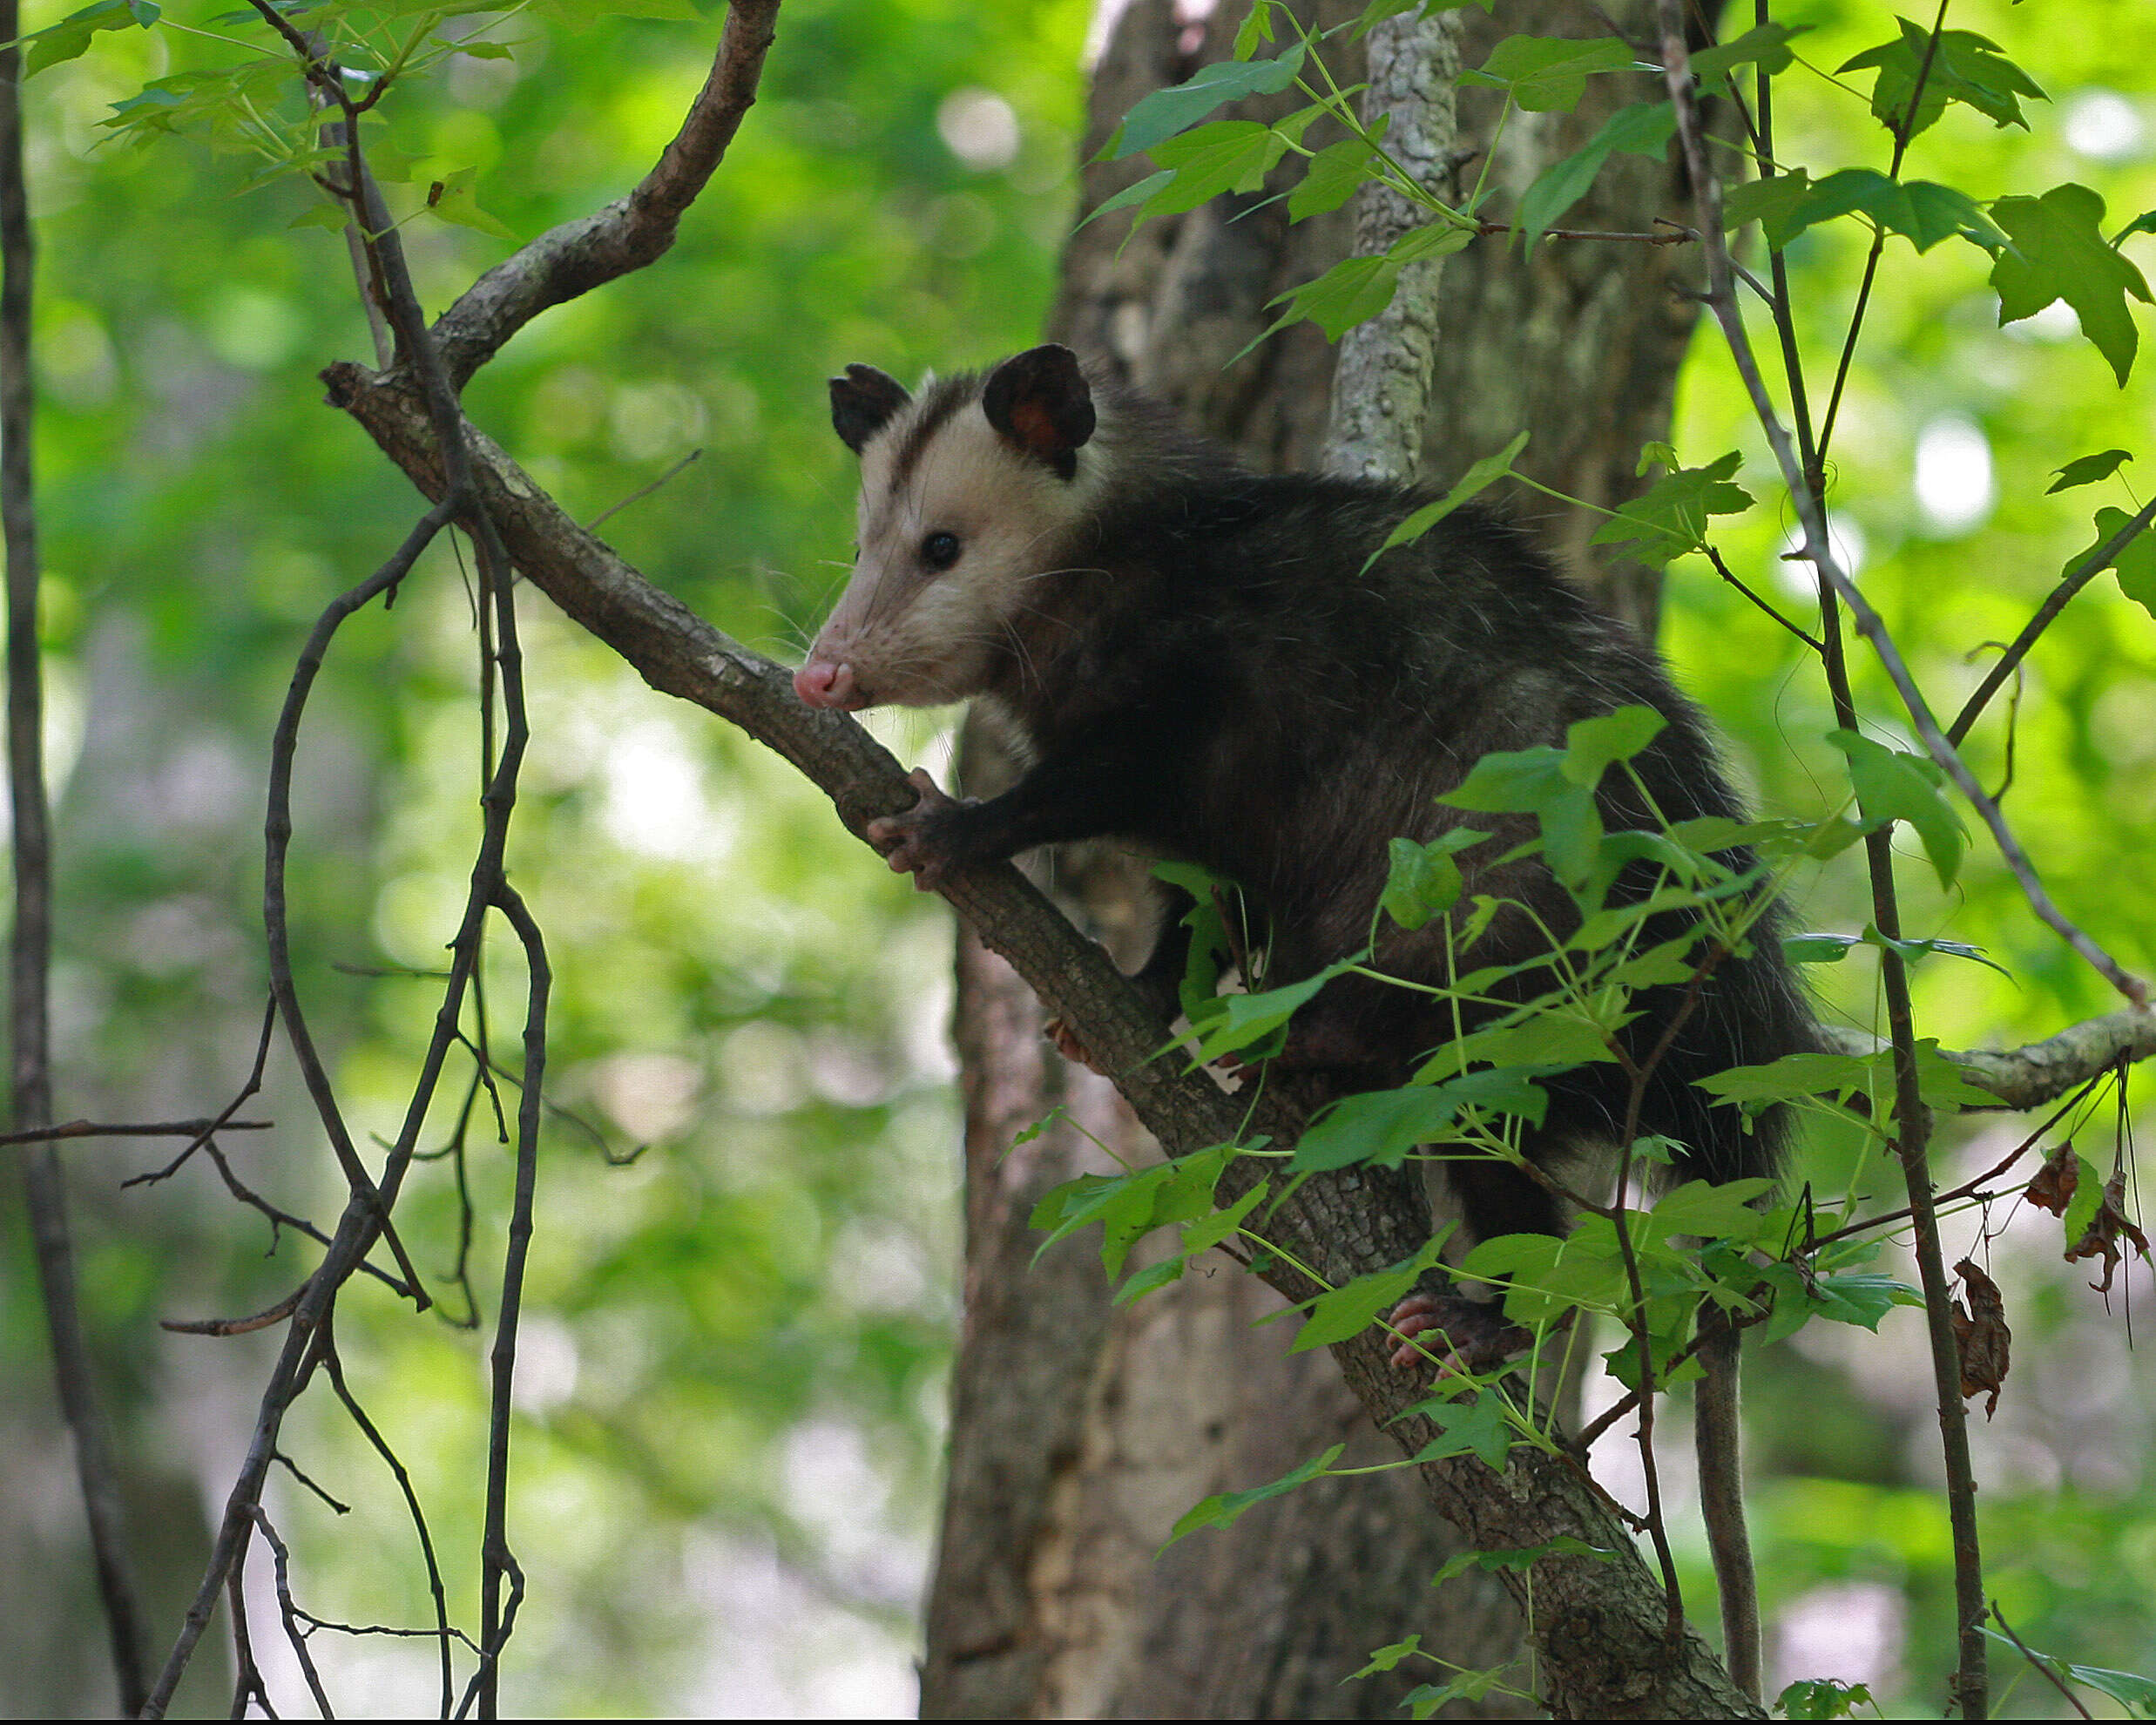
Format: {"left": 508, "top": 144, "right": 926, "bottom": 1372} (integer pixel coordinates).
{"left": 1387, "top": 1289, "right": 1537, "bottom": 1376}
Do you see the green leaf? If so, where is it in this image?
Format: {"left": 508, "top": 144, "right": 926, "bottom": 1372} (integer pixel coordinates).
{"left": 1028, "top": 1145, "right": 1234, "bottom": 1276}
{"left": 2069, "top": 504, "right": 2156, "bottom": 619}
{"left": 1076, "top": 169, "right": 1176, "bottom": 231}
{"left": 2047, "top": 450, "right": 2132, "bottom": 492}
{"left": 1462, "top": 35, "right": 1636, "bottom": 115}
{"left": 1363, "top": 431, "right": 1529, "bottom": 569}
{"left": 1347, "top": 1635, "right": 1423, "bottom": 1679}
{"left": 1781, "top": 930, "right": 2008, "bottom": 978}
{"left": 528, "top": 0, "right": 700, "bottom": 19}
{"left": 1826, "top": 728, "right": 1967, "bottom": 888}
{"left": 1144, "top": 120, "right": 1289, "bottom": 213}
{"left": 1697, "top": 1050, "right": 1884, "bottom": 1106}
{"left": 1439, "top": 744, "right": 1600, "bottom": 884}
{"left": 1776, "top": 167, "right": 2007, "bottom": 255}
{"left": 1408, "top": 1394, "right": 1518, "bottom": 1469}
{"left": 1513, "top": 100, "right": 1673, "bottom": 250}
{"left": 1166, "top": 1444, "right": 1345, "bottom": 1545}
{"left": 1644, "top": 1178, "right": 1777, "bottom": 1247}
{"left": 1172, "top": 956, "right": 1359, "bottom": 1065}
{"left": 1176, "top": 1178, "right": 1270, "bottom": 1261}
{"left": 1288, "top": 134, "right": 1380, "bottom": 220}
{"left": 1686, "top": 22, "right": 1806, "bottom": 93}
{"left": 1722, "top": 168, "right": 1812, "bottom": 251}
{"left": 1403, "top": 1669, "right": 1513, "bottom": 1721}
{"left": 2051, "top": 1664, "right": 2156, "bottom": 1719}
{"left": 1779, "top": 1678, "right": 1876, "bottom": 1720}
{"left": 1292, "top": 1073, "right": 1551, "bottom": 1173}
{"left": 1909, "top": 1039, "right": 2003, "bottom": 1108}
{"left": 1806, "top": 1271, "right": 1923, "bottom": 1331}
{"left": 1351, "top": 0, "right": 1500, "bottom": 39}
{"left": 1114, "top": 1255, "right": 1186, "bottom": 1304}
{"left": 424, "top": 168, "right": 517, "bottom": 242}
{"left": 454, "top": 41, "right": 516, "bottom": 61}
{"left": 1562, "top": 706, "right": 1666, "bottom": 787}
{"left": 287, "top": 201, "right": 353, "bottom": 233}
{"left": 1381, "top": 828, "right": 1486, "bottom": 930}
{"left": 1699, "top": 1039, "right": 1994, "bottom": 1112}
{"left": 1975, "top": 1629, "right": 2156, "bottom": 1719}
{"left": 1266, "top": 252, "right": 1401, "bottom": 341}
{"left": 1233, "top": 0, "right": 1275, "bottom": 58}
{"left": 1104, "top": 46, "right": 1308, "bottom": 160}
{"left": 1992, "top": 183, "right": 2153, "bottom": 386}
{"left": 1588, "top": 450, "right": 1754, "bottom": 565}
{"left": 1838, "top": 20, "right": 2044, "bottom": 140}
{"left": 22, "top": 0, "right": 152, "bottom": 80}
{"left": 1292, "top": 1236, "right": 1447, "bottom": 1350}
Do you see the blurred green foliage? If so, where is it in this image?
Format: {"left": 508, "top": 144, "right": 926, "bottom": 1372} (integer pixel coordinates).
{"left": 3, "top": 0, "right": 2155, "bottom": 1716}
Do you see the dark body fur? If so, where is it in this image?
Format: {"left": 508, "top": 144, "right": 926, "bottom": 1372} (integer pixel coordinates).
{"left": 823, "top": 360, "right": 1813, "bottom": 1247}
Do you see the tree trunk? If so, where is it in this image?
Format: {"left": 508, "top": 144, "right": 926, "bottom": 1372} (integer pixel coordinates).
{"left": 918, "top": 3, "right": 1710, "bottom": 1715}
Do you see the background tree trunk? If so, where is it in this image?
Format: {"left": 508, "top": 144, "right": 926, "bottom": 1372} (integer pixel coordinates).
{"left": 918, "top": 3, "right": 1711, "bottom": 1714}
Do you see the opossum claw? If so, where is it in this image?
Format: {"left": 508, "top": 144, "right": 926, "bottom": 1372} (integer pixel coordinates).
{"left": 1386, "top": 1289, "right": 1534, "bottom": 1376}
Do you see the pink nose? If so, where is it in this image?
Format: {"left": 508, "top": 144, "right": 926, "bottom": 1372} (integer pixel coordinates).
{"left": 794, "top": 658, "right": 865, "bottom": 709}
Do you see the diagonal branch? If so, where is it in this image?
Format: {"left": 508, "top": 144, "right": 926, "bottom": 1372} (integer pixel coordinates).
{"left": 430, "top": 0, "right": 780, "bottom": 389}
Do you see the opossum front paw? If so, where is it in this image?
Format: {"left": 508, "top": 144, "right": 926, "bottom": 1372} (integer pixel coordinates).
{"left": 866, "top": 768, "right": 976, "bottom": 889}
{"left": 1386, "top": 1290, "right": 1532, "bottom": 1376}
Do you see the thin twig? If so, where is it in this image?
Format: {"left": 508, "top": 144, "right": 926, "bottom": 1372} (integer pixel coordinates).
{"left": 251, "top": 1509, "right": 335, "bottom": 1720}
{"left": 1987, "top": 1603, "right": 2094, "bottom": 1721}
{"left": 226, "top": 1538, "right": 275, "bottom": 1722}
{"left": 587, "top": 448, "right": 702, "bottom": 529}
{"left": 1704, "top": 544, "right": 1823, "bottom": 649}
{"left": 0, "top": 1115, "right": 273, "bottom": 1147}
{"left": 477, "top": 883, "right": 548, "bottom": 1719}
{"left": 1815, "top": 0, "right": 1949, "bottom": 474}
{"left": 1475, "top": 218, "right": 1693, "bottom": 245}
{"left": 1948, "top": 494, "right": 2156, "bottom": 746}
{"left": 165, "top": 1289, "right": 308, "bottom": 1337}
{"left": 272, "top": 1451, "right": 350, "bottom": 1517}
{"left": 320, "top": 1321, "right": 457, "bottom": 1713}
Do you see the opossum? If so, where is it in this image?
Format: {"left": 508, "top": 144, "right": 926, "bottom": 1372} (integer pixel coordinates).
{"left": 800, "top": 342, "right": 1803, "bottom": 1696}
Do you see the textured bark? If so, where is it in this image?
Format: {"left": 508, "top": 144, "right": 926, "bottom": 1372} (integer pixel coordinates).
{"left": 1324, "top": 9, "right": 1466, "bottom": 482}
{"left": 1420, "top": 0, "right": 1712, "bottom": 633}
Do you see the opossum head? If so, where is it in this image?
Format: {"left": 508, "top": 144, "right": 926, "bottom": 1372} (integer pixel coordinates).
{"left": 794, "top": 344, "right": 1101, "bottom": 711}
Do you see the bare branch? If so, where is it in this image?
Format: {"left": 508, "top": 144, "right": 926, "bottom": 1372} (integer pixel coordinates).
{"left": 1948, "top": 494, "right": 2156, "bottom": 747}
{"left": 430, "top": 0, "right": 781, "bottom": 389}
{"left": 4, "top": 1115, "right": 272, "bottom": 1147}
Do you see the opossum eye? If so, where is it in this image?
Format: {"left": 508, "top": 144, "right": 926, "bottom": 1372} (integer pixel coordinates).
{"left": 921, "top": 531, "right": 962, "bottom": 571}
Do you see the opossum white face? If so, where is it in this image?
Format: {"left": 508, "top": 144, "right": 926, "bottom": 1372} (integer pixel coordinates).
{"left": 794, "top": 344, "right": 1100, "bottom": 712}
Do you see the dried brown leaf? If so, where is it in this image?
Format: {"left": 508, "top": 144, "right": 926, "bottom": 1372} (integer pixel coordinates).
{"left": 2024, "top": 1141, "right": 2078, "bottom": 1216}
{"left": 1950, "top": 1257, "right": 2011, "bottom": 1418}
{"left": 2064, "top": 1167, "right": 2152, "bottom": 1294}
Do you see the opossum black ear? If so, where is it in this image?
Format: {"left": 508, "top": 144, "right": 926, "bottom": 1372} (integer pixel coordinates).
{"left": 829, "top": 364, "right": 911, "bottom": 455}
{"left": 983, "top": 344, "right": 1096, "bottom": 481}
